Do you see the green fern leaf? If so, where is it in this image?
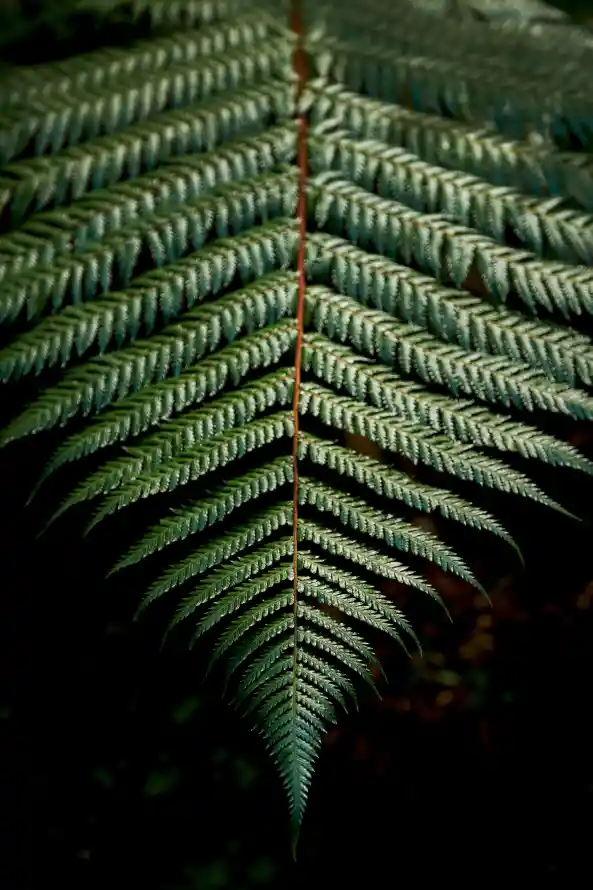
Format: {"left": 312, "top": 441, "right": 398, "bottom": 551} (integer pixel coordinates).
{"left": 168, "top": 537, "right": 294, "bottom": 635}
{"left": 114, "top": 456, "right": 294, "bottom": 572}
{"left": 299, "top": 432, "right": 519, "bottom": 554}
{"left": 306, "top": 232, "right": 593, "bottom": 386}
{"left": 302, "top": 336, "right": 593, "bottom": 476}
{"left": 36, "top": 321, "right": 296, "bottom": 487}
{"left": 0, "top": 80, "right": 296, "bottom": 235}
{"left": 304, "top": 80, "right": 593, "bottom": 208}
{"left": 0, "top": 167, "right": 298, "bottom": 326}
{"left": 139, "top": 503, "right": 294, "bottom": 614}
{"left": 2, "top": 0, "right": 592, "bottom": 841}
{"left": 86, "top": 411, "right": 293, "bottom": 532}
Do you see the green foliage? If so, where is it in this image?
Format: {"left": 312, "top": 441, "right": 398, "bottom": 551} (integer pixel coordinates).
{"left": 1, "top": 0, "right": 592, "bottom": 846}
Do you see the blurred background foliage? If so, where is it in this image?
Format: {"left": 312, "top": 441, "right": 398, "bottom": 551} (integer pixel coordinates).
{"left": 0, "top": 1, "right": 593, "bottom": 887}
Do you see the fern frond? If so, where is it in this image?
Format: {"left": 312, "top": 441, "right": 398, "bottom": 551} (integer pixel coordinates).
{"left": 298, "top": 519, "right": 446, "bottom": 610}
{"left": 0, "top": 34, "right": 294, "bottom": 167}
{"left": 114, "top": 455, "right": 294, "bottom": 572}
{"left": 299, "top": 432, "right": 518, "bottom": 553}
{"left": 0, "top": 167, "right": 298, "bottom": 326}
{"left": 0, "top": 120, "right": 297, "bottom": 285}
{"left": 301, "top": 381, "right": 571, "bottom": 514}
{"left": 310, "top": 174, "right": 593, "bottom": 318}
{"left": 306, "top": 286, "right": 593, "bottom": 419}
{"left": 297, "top": 552, "right": 418, "bottom": 649}
{"left": 168, "top": 537, "right": 294, "bottom": 634}
{"left": 139, "top": 502, "right": 294, "bottom": 613}
{"left": 0, "top": 12, "right": 289, "bottom": 108}
{"left": 298, "top": 477, "right": 483, "bottom": 592}
{"left": 198, "top": 569, "right": 293, "bottom": 654}
{"left": 306, "top": 233, "right": 593, "bottom": 387}
{"left": 48, "top": 379, "right": 293, "bottom": 523}
{"left": 304, "top": 80, "right": 593, "bottom": 209}
{"left": 307, "top": 0, "right": 593, "bottom": 90}
{"left": 2, "top": 0, "right": 593, "bottom": 839}
{"left": 217, "top": 581, "right": 382, "bottom": 837}
{"left": 0, "top": 79, "right": 296, "bottom": 231}
{"left": 306, "top": 31, "right": 591, "bottom": 146}
{"left": 0, "top": 263, "right": 297, "bottom": 381}
{"left": 235, "top": 646, "right": 357, "bottom": 715}
{"left": 39, "top": 321, "right": 296, "bottom": 485}
{"left": 86, "top": 411, "right": 293, "bottom": 532}
{"left": 302, "top": 335, "right": 593, "bottom": 475}
{"left": 142, "top": 0, "right": 291, "bottom": 33}
{"left": 309, "top": 128, "right": 593, "bottom": 264}
{"left": 0, "top": 220, "right": 298, "bottom": 445}
{"left": 236, "top": 655, "right": 352, "bottom": 719}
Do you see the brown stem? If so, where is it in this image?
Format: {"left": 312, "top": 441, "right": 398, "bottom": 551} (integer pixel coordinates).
{"left": 290, "top": 0, "right": 308, "bottom": 855}
{"left": 290, "top": 5, "right": 307, "bottom": 626}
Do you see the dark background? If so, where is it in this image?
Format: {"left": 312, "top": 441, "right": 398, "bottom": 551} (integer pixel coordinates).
{"left": 1, "top": 3, "right": 593, "bottom": 887}
{"left": 3, "top": 421, "right": 593, "bottom": 890}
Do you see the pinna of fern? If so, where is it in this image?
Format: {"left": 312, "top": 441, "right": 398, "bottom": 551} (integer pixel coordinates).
{"left": 1, "top": 0, "right": 593, "bottom": 848}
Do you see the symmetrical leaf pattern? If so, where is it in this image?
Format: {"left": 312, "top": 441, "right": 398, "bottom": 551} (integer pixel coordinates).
{"left": 1, "top": 0, "right": 592, "bottom": 842}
